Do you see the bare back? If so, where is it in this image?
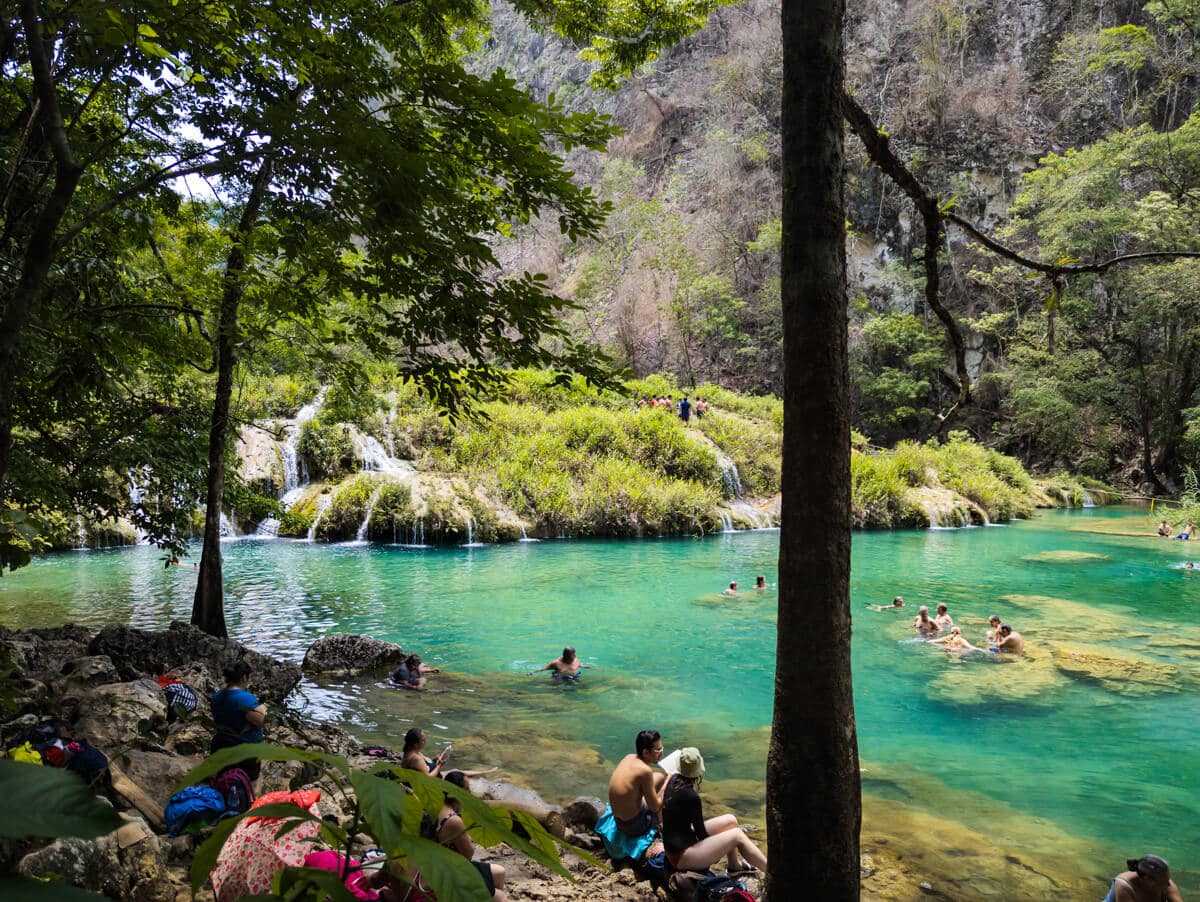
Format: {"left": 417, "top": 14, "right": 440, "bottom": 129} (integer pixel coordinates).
{"left": 608, "top": 754, "right": 660, "bottom": 820}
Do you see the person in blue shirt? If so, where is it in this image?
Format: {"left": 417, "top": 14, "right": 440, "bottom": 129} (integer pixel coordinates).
{"left": 210, "top": 660, "right": 267, "bottom": 780}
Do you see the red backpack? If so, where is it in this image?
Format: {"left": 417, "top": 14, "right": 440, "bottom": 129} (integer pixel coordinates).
{"left": 206, "top": 766, "right": 255, "bottom": 814}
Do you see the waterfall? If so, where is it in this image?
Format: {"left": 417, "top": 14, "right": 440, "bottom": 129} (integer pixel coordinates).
{"left": 352, "top": 431, "right": 412, "bottom": 476}
{"left": 254, "top": 517, "right": 280, "bottom": 538}
{"left": 219, "top": 511, "right": 238, "bottom": 538}
{"left": 74, "top": 517, "right": 89, "bottom": 550}
{"left": 518, "top": 523, "right": 539, "bottom": 543}
{"left": 307, "top": 495, "right": 331, "bottom": 541}
{"left": 280, "top": 389, "right": 326, "bottom": 510}
{"left": 716, "top": 454, "right": 742, "bottom": 499}
{"left": 126, "top": 471, "right": 148, "bottom": 541}
{"left": 384, "top": 404, "right": 397, "bottom": 457}
{"left": 719, "top": 511, "right": 733, "bottom": 533}
{"left": 462, "top": 514, "right": 484, "bottom": 547}
{"left": 1081, "top": 489, "right": 1096, "bottom": 508}
{"left": 355, "top": 487, "right": 383, "bottom": 543}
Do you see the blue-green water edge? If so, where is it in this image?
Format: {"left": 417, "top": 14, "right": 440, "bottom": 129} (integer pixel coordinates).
{"left": 2, "top": 508, "right": 1196, "bottom": 896}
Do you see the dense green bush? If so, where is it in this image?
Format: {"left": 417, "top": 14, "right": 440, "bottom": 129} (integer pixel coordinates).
{"left": 297, "top": 418, "right": 356, "bottom": 480}
{"left": 696, "top": 411, "right": 781, "bottom": 495}
{"left": 315, "top": 474, "right": 377, "bottom": 541}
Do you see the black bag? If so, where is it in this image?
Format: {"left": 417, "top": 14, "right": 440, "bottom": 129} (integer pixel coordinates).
{"left": 695, "top": 874, "right": 747, "bottom": 902}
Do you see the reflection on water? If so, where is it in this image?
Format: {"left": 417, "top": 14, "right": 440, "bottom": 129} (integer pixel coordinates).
{"left": 1, "top": 509, "right": 1197, "bottom": 897}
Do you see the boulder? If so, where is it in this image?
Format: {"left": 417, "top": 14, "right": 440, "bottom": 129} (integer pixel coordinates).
{"left": 59, "top": 654, "right": 119, "bottom": 686}
{"left": 18, "top": 815, "right": 171, "bottom": 902}
{"left": 119, "top": 749, "right": 202, "bottom": 808}
{"left": 562, "top": 796, "right": 606, "bottom": 831}
{"left": 87, "top": 621, "right": 301, "bottom": 702}
{"left": 73, "top": 678, "right": 167, "bottom": 750}
{"left": 302, "top": 634, "right": 404, "bottom": 675}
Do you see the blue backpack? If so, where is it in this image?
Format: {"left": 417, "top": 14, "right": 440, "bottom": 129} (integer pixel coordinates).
{"left": 164, "top": 784, "right": 228, "bottom": 836}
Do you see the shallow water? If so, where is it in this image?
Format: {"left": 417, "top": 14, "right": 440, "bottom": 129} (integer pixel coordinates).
{"left": 2, "top": 508, "right": 1197, "bottom": 897}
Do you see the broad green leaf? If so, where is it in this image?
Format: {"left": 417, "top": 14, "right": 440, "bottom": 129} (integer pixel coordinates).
{"left": 0, "top": 760, "right": 124, "bottom": 840}
{"left": 396, "top": 835, "right": 491, "bottom": 902}
{"left": 0, "top": 875, "right": 110, "bottom": 900}
{"left": 137, "top": 24, "right": 158, "bottom": 38}
{"left": 175, "top": 742, "right": 348, "bottom": 793}
{"left": 350, "top": 770, "right": 411, "bottom": 853}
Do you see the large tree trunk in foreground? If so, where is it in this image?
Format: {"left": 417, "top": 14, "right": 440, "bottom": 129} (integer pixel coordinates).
{"left": 767, "top": 0, "right": 861, "bottom": 898}
{"left": 191, "top": 156, "right": 274, "bottom": 637}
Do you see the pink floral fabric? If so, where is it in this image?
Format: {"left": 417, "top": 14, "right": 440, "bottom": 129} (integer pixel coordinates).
{"left": 210, "top": 804, "right": 323, "bottom": 901}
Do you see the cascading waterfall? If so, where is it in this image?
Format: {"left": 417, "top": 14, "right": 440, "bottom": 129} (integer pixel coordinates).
{"left": 355, "top": 487, "right": 383, "bottom": 542}
{"left": 74, "top": 517, "right": 89, "bottom": 550}
{"left": 255, "top": 517, "right": 280, "bottom": 538}
{"left": 719, "top": 511, "right": 733, "bottom": 533}
{"left": 219, "top": 511, "right": 239, "bottom": 538}
{"left": 1081, "top": 489, "right": 1096, "bottom": 508}
{"left": 352, "top": 431, "right": 412, "bottom": 476}
{"left": 716, "top": 454, "right": 742, "bottom": 499}
{"left": 462, "top": 514, "right": 484, "bottom": 547}
{"left": 518, "top": 523, "right": 539, "bottom": 543}
{"left": 306, "top": 496, "right": 331, "bottom": 541}
{"left": 279, "top": 389, "right": 326, "bottom": 510}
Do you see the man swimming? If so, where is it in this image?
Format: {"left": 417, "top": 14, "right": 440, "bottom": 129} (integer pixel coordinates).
{"left": 865, "top": 596, "right": 905, "bottom": 612}
{"left": 722, "top": 581, "right": 739, "bottom": 596}
{"left": 934, "top": 603, "right": 954, "bottom": 629}
{"left": 912, "top": 605, "right": 941, "bottom": 637}
{"left": 607, "top": 729, "right": 668, "bottom": 837}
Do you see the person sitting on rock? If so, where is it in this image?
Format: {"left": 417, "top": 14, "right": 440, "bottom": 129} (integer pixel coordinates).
{"left": 1175, "top": 521, "right": 1195, "bottom": 540}
{"left": 392, "top": 654, "right": 438, "bottom": 689}
{"left": 1158, "top": 520, "right": 1173, "bottom": 537}
{"left": 401, "top": 727, "right": 450, "bottom": 778}
{"left": 1104, "top": 854, "right": 1182, "bottom": 902}
{"left": 436, "top": 771, "right": 509, "bottom": 901}
{"left": 607, "top": 729, "right": 668, "bottom": 838}
{"left": 210, "top": 660, "right": 267, "bottom": 781}
{"left": 528, "top": 646, "right": 592, "bottom": 681}
{"left": 661, "top": 748, "right": 767, "bottom": 875}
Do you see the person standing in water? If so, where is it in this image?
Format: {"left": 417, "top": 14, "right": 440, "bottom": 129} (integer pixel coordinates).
{"left": 994, "top": 623, "right": 1025, "bottom": 655}
{"left": 1103, "top": 854, "right": 1182, "bottom": 902}
{"left": 754, "top": 575, "right": 768, "bottom": 590}
{"left": 722, "top": 581, "right": 739, "bottom": 596}
{"left": 934, "top": 603, "right": 954, "bottom": 630}
{"left": 529, "top": 646, "right": 592, "bottom": 681}
{"left": 912, "top": 605, "right": 941, "bottom": 637}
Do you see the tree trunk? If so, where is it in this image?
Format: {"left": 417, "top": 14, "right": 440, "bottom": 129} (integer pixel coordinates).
{"left": 191, "top": 156, "right": 275, "bottom": 637}
{"left": 768, "top": 1, "right": 860, "bottom": 899}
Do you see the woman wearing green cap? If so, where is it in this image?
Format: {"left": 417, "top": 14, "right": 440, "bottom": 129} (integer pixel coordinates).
{"left": 661, "top": 747, "right": 767, "bottom": 874}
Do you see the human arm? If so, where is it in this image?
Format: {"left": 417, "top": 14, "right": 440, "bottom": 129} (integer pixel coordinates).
{"left": 438, "top": 812, "right": 475, "bottom": 859}
{"left": 682, "top": 787, "right": 708, "bottom": 843}
{"left": 1166, "top": 879, "right": 1184, "bottom": 902}
{"left": 527, "top": 661, "right": 553, "bottom": 676}
{"left": 638, "top": 765, "right": 665, "bottom": 813}
{"left": 244, "top": 704, "right": 267, "bottom": 728}
{"left": 418, "top": 664, "right": 440, "bottom": 674}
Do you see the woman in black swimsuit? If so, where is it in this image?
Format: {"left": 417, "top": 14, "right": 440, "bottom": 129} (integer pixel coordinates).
{"left": 661, "top": 748, "right": 767, "bottom": 874}
{"left": 435, "top": 771, "right": 509, "bottom": 901}
{"left": 401, "top": 727, "right": 448, "bottom": 777}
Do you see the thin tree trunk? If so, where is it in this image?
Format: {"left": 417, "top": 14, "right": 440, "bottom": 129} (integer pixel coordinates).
{"left": 191, "top": 155, "right": 274, "bottom": 637}
{"left": 769, "top": 1, "right": 860, "bottom": 899}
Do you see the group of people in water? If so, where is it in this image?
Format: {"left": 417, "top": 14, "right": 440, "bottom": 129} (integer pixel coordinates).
{"left": 723, "top": 575, "right": 769, "bottom": 595}
{"left": 868, "top": 596, "right": 1025, "bottom": 656}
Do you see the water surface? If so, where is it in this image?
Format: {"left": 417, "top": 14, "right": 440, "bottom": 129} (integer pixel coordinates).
{"left": 2, "top": 508, "right": 1196, "bottom": 897}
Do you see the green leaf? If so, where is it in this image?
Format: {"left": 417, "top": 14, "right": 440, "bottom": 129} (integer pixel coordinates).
{"left": 0, "top": 760, "right": 124, "bottom": 840}
{"left": 0, "top": 875, "right": 111, "bottom": 901}
{"left": 137, "top": 24, "right": 158, "bottom": 38}
{"left": 350, "top": 770, "right": 411, "bottom": 853}
{"left": 174, "top": 743, "right": 347, "bottom": 794}
{"left": 395, "top": 835, "right": 491, "bottom": 902}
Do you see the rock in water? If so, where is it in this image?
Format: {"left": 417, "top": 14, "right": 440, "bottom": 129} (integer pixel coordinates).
{"left": 301, "top": 634, "right": 404, "bottom": 675}
{"left": 87, "top": 621, "right": 301, "bottom": 702}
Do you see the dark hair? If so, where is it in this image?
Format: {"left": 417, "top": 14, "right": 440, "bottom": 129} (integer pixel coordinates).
{"left": 936, "top": 603, "right": 947, "bottom": 613}
{"left": 442, "top": 769, "right": 468, "bottom": 802}
{"left": 635, "top": 730, "right": 661, "bottom": 755}
{"left": 662, "top": 772, "right": 695, "bottom": 807}
{"left": 403, "top": 728, "right": 423, "bottom": 753}
{"left": 988, "top": 614, "right": 1001, "bottom": 624}
{"left": 222, "top": 660, "right": 251, "bottom": 684}
{"left": 1128, "top": 855, "right": 1170, "bottom": 877}
{"left": 406, "top": 654, "right": 422, "bottom": 667}
{"left": 999, "top": 623, "right": 1012, "bottom": 635}
{"left": 562, "top": 646, "right": 576, "bottom": 661}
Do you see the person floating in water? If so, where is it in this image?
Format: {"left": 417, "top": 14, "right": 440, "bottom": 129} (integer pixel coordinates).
{"left": 392, "top": 654, "right": 439, "bottom": 689}
{"left": 865, "top": 596, "right": 905, "bottom": 612}
{"left": 1158, "top": 520, "right": 1173, "bottom": 537}
{"left": 1176, "top": 521, "right": 1195, "bottom": 540}
{"left": 1187, "top": 562, "right": 1196, "bottom": 570}
{"left": 1103, "top": 854, "right": 1182, "bottom": 902}
{"left": 722, "top": 581, "right": 739, "bottom": 596}
{"left": 754, "top": 575, "right": 768, "bottom": 590}
{"left": 930, "top": 626, "right": 980, "bottom": 654}
{"left": 993, "top": 623, "right": 1025, "bottom": 655}
{"left": 912, "top": 605, "right": 941, "bottom": 637}
{"left": 934, "top": 602, "right": 954, "bottom": 629}
{"left": 529, "top": 646, "right": 592, "bottom": 681}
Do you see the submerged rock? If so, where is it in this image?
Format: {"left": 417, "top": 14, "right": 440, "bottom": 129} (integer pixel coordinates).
{"left": 1051, "top": 643, "right": 1182, "bottom": 696}
{"left": 1022, "top": 550, "right": 1109, "bottom": 563}
{"left": 302, "top": 633, "right": 404, "bottom": 675}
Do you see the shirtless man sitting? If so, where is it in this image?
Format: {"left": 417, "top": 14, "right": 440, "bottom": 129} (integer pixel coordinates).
{"left": 607, "top": 729, "right": 668, "bottom": 837}
{"left": 994, "top": 623, "right": 1025, "bottom": 655}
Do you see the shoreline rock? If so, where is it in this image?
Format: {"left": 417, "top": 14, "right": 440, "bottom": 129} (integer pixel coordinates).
{"left": 301, "top": 633, "right": 404, "bottom": 675}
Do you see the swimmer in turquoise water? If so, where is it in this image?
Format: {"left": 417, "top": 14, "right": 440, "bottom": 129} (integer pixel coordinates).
{"left": 865, "top": 596, "right": 904, "bottom": 612}
{"left": 929, "top": 626, "right": 980, "bottom": 654}
{"left": 529, "top": 646, "right": 594, "bottom": 681}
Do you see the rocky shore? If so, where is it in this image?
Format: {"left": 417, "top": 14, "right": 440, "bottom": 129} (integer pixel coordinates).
{"left": 1, "top": 623, "right": 1110, "bottom": 900}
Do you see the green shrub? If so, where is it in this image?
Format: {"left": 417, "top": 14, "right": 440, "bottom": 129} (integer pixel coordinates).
{"left": 366, "top": 482, "right": 414, "bottom": 542}
{"left": 297, "top": 418, "right": 355, "bottom": 480}
{"left": 696, "top": 411, "right": 781, "bottom": 495}
{"left": 850, "top": 452, "right": 909, "bottom": 527}
{"left": 316, "top": 474, "right": 377, "bottom": 541}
